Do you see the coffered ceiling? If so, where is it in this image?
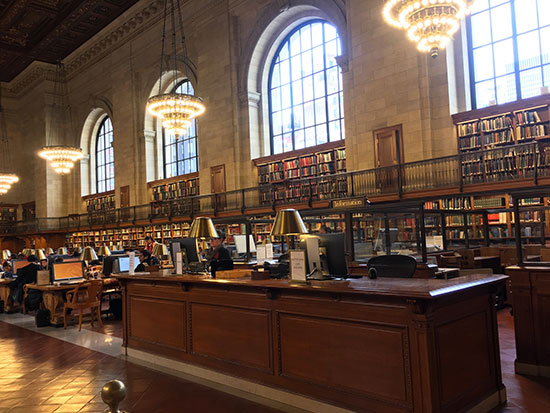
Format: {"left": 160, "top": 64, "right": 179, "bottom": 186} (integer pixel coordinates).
{"left": 0, "top": 0, "right": 140, "bottom": 82}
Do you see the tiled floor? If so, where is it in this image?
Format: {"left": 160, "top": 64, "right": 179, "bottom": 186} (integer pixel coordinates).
{"left": 492, "top": 309, "right": 550, "bottom": 412}
{"left": 0, "top": 321, "right": 282, "bottom": 413}
{"left": 0, "top": 308, "right": 549, "bottom": 412}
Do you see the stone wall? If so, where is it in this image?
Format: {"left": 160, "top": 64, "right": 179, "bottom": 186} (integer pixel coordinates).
{"left": 0, "top": 0, "right": 466, "bottom": 219}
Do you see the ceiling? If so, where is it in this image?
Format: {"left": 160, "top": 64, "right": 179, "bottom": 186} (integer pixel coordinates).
{"left": 0, "top": 0, "right": 140, "bottom": 82}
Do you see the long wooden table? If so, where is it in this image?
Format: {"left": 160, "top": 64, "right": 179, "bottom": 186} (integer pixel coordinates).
{"left": 117, "top": 272, "right": 507, "bottom": 412}
{"left": 25, "top": 278, "right": 119, "bottom": 325}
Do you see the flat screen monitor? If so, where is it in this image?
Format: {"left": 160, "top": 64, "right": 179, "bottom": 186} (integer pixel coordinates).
{"left": 299, "top": 233, "right": 348, "bottom": 276}
{"left": 116, "top": 256, "right": 138, "bottom": 273}
{"left": 102, "top": 254, "right": 127, "bottom": 275}
{"left": 52, "top": 261, "right": 85, "bottom": 282}
{"left": 234, "top": 234, "right": 256, "bottom": 254}
{"left": 170, "top": 238, "right": 200, "bottom": 266}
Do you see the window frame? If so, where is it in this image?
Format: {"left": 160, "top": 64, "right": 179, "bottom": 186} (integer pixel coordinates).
{"left": 466, "top": 0, "right": 549, "bottom": 109}
{"left": 95, "top": 116, "right": 115, "bottom": 194}
{"left": 161, "top": 79, "right": 199, "bottom": 179}
{"left": 267, "top": 19, "right": 344, "bottom": 155}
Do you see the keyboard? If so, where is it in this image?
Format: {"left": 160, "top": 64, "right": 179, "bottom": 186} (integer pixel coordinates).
{"left": 58, "top": 279, "right": 84, "bottom": 285}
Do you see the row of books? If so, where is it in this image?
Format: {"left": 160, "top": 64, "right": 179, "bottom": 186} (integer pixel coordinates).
{"left": 480, "top": 115, "right": 512, "bottom": 132}
{"left": 458, "top": 121, "right": 480, "bottom": 137}
{"left": 516, "top": 110, "right": 542, "bottom": 125}
{"left": 152, "top": 179, "right": 199, "bottom": 201}
{"left": 86, "top": 195, "right": 115, "bottom": 212}
{"left": 460, "top": 135, "right": 482, "bottom": 149}
{"left": 487, "top": 212, "right": 508, "bottom": 224}
{"left": 484, "top": 130, "right": 514, "bottom": 146}
{"left": 516, "top": 124, "right": 547, "bottom": 139}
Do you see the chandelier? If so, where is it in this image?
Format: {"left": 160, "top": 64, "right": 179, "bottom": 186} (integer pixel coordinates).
{"left": 383, "top": 0, "right": 473, "bottom": 58}
{"left": 146, "top": 0, "right": 205, "bottom": 136}
{"left": 0, "top": 87, "right": 19, "bottom": 194}
{"left": 40, "top": 62, "right": 83, "bottom": 175}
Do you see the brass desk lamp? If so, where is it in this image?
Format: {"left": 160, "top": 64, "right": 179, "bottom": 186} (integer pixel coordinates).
{"left": 80, "top": 246, "right": 98, "bottom": 271}
{"left": 57, "top": 247, "right": 68, "bottom": 255}
{"left": 270, "top": 209, "right": 308, "bottom": 250}
{"left": 36, "top": 249, "right": 47, "bottom": 261}
{"left": 98, "top": 244, "right": 111, "bottom": 257}
{"left": 46, "top": 248, "right": 54, "bottom": 255}
{"left": 1, "top": 249, "right": 11, "bottom": 260}
{"left": 152, "top": 242, "right": 169, "bottom": 268}
{"left": 189, "top": 217, "right": 218, "bottom": 273}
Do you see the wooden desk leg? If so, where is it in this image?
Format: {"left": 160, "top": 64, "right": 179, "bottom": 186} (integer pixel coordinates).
{"left": 41, "top": 291, "right": 63, "bottom": 326}
{"left": 0, "top": 285, "right": 11, "bottom": 312}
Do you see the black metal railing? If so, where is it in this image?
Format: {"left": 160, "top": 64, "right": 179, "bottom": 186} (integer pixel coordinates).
{"left": 3, "top": 142, "right": 549, "bottom": 234}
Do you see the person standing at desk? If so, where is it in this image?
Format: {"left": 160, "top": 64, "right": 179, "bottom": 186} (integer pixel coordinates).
{"left": 205, "top": 231, "right": 233, "bottom": 278}
{"left": 144, "top": 236, "right": 154, "bottom": 253}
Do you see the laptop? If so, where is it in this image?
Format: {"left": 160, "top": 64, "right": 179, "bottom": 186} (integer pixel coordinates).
{"left": 51, "top": 261, "right": 85, "bottom": 285}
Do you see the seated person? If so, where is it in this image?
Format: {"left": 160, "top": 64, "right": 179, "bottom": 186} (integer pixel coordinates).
{"left": 205, "top": 231, "right": 233, "bottom": 278}
{"left": 135, "top": 250, "right": 159, "bottom": 272}
{"left": 40, "top": 258, "right": 48, "bottom": 270}
{"left": 1, "top": 262, "right": 14, "bottom": 279}
{"left": 9, "top": 255, "right": 41, "bottom": 305}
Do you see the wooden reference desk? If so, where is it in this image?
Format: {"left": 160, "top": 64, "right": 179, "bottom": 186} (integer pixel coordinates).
{"left": 117, "top": 272, "right": 507, "bottom": 412}
{"left": 474, "top": 255, "right": 501, "bottom": 273}
{"left": 506, "top": 265, "right": 550, "bottom": 377}
{"left": 25, "top": 278, "right": 119, "bottom": 326}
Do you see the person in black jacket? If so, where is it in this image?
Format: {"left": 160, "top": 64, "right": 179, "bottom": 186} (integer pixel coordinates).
{"left": 135, "top": 249, "right": 159, "bottom": 272}
{"left": 205, "top": 231, "right": 233, "bottom": 278}
{"left": 10, "top": 255, "right": 41, "bottom": 304}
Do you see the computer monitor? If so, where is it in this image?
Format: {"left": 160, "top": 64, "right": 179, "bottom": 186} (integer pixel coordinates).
{"left": 116, "top": 256, "right": 139, "bottom": 273}
{"left": 12, "top": 259, "right": 30, "bottom": 273}
{"left": 170, "top": 238, "right": 200, "bottom": 267}
{"left": 52, "top": 261, "right": 85, "bottom": 282}
{"left": 233, "top": 234, "right": 256, "bottom": 254}
{"left": 102, "top": 254, "right": 127, "bottom": 275}
{"left": 299, "top": 233, "right": 347, "bottom": 276}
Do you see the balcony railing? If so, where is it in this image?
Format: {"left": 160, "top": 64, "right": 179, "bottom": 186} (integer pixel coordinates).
{"left": 1, "top": 142, "right": 548, "bottom": 235}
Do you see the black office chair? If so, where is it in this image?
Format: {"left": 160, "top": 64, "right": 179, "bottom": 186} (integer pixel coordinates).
{"left": 367, "top": 255, "right": 417, "bottom": 278}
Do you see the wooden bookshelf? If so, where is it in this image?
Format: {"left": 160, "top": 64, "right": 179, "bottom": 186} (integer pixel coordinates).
{"left": 148, "top": 173, "right": 200, "bottom": 217}
{"left": 84, "top": 191, "right": 116, "bottom": 213}
{"left": 254, "top": 141, "right": 346, "bottom": 205}
{"left": 0, "top": 204, "right": 17, "bottom": 223}
{"left": 453, "top": 95, "right": 550, "bottom": 184}
{"left": 22, "top": 202, "right": 35, "bottom": 221}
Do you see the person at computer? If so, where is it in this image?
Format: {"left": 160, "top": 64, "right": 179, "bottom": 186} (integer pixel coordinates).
{"left": 40, "top": 258, "right": 48, "bottom": 270}
{"left": 205, "top": 231, "right": 233, "bottom": 278}
{"left": 135, "top": 249, "right": 159, "bottom": 272}
{"left": 1, "top": 262, "right": 14, "bottom": 279}
{"left": 9, "top": 254, "right": 41, "bottom": 305}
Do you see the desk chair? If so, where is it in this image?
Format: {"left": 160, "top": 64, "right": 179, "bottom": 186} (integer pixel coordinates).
{"left": 64, "top": 279, "right": 104, "bottom": 331}
{"left": 456, "top": 249, "right": 475, "bottom": 269}
{"left": 367, "top": 255, "right": 417, "bottom": 278}
{"left": 540, "top": 248, "right": 550, "bottom": 262}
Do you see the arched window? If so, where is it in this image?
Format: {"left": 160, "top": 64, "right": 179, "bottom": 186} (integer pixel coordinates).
{"left": 468, "top": 0, "right": 550, "bottom": 108}
{"left": 269, "top": 20, "right": 344, "bottom": 154}
{"left": 163, "top": 80, "right": 199, "bottom": 178}
{"left": 96, "top": 116, "right": 114, "bottom": 193}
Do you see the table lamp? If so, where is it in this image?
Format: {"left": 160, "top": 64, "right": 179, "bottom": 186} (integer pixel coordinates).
{"left": 1, "top": 249, "right": 11, "bottom": 260}
{"left": 73, "top": 246, "right": 83, "bottom": 255}
{"left": 152, "top": 242, "right": 169, "bottom": 268}
{"left": 98, "top": 244, "right": 111, "bottom": 257}
{"left": 30, "top": 249, "right": 36, "bottom": 256}
{"left": 57, "top": 247, "right": 68, "bottom": 255}
{"left": 270, "top": 209, "right": 308, "bottom": 250}
{"left": 46, "top": 248, "right": 54, "bottom": 255}
{"left": 80, "top": 246, "right": 98, "bottom": 266}
{"left": 36, "top": 249, "right": 47, "bottom": 261}
{"left": 189, "top": 217, "right": 219, "bottom": 239}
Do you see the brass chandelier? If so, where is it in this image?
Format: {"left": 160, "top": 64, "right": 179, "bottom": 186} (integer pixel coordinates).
{"left": 146, "top": 0, "right": 205, "bottom": 136}
{"left": 39, "top": 62, "right": 83, "bottom": 175}
{"left": 383, "top": 0, "right": 473, "bottom": 58}
{"left": 0, "top": 87, "right": 19, "bottom": 194}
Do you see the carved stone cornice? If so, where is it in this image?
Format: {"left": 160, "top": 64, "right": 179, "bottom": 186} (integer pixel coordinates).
{"left": 144, "top": 129, "right": 156, "bottom": 142}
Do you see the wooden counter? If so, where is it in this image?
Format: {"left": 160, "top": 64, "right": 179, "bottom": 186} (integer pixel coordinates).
{"left": 506, "top": 265, "right": 550, "bottom": 377}
{"left": 116, "top": 272, "right": 507, "bottom": 412}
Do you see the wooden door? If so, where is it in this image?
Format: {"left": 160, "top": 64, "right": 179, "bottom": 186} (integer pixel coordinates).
{"left": 211, "top": 165, "right": 226, "bottom": 211}
{"left": 374, "top": 125, "right": 403, "bottom": 190}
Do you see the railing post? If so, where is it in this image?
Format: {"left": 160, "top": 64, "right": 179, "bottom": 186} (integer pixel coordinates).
{"left": 513, "top": 196, "right": 523, "bottom": 265}
{"left": 241, "top": 189, "right": 245, "bottom": 214}
{"left": 214, "top": 194, "right": 218, "bottom": 216}
{"left": 534, "top": 142, "right": 539, "bottom": 185}
{"left": 441, "top": 211, "right": 448, "bottom": 251}
{"left": 350, "top": 172, "right": 355, "bottom": 197}
{"left": 397, "top": 164, "right": 403, "bottom": 198}
{"left": 419, "top": 204, "right": 427, "bottom": 263}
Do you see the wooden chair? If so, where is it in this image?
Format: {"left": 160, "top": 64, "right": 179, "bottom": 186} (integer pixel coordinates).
{"left": 437, "top": 253, "right": 461, "bottom": 268}
{"left": 457, "top": 249, "right": 475, "bottom": 269}
{"left": 64, "top": 279, "right": 104, "bottom": 331}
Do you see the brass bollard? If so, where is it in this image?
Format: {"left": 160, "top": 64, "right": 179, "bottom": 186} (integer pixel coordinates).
{"left": 101, "top": 380, "right": 128, "bottom": 413}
